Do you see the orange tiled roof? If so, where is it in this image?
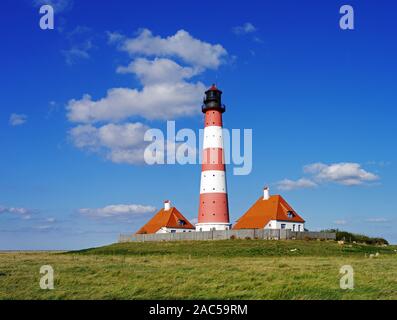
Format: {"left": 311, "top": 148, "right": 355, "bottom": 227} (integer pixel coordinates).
{"left": 233, "top": 195, "right": 305, "bottom": 230}
{"left": 136, "top": 207, "right": 195, "bottom": 234}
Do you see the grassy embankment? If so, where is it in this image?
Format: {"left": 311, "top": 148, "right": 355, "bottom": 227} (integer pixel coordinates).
{"left": 1, "top": 240, "right": 396, "bottom": 299}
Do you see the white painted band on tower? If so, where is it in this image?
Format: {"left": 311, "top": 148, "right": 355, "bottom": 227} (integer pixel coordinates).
{"left": 200, "top": 170, "right": 227, "bottom": 194}
{"left": 203, "top": 126, "right": 224, "bottom": 149}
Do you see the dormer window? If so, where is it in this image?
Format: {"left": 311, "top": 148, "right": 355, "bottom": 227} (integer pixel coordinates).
{"left": 177, "top": 219, "right": 186, "bottom": 226}
{"left": 287, "top": 211, "right": 294, "bottom": 219}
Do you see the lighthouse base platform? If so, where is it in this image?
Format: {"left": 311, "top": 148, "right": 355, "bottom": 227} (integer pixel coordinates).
{"left": 195, "top": 223, "right": 232, "bottom": 232}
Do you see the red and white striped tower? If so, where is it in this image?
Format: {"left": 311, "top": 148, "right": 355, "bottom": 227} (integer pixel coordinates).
{"left": 196, "top": 85, "right": 231, "bottom": 231}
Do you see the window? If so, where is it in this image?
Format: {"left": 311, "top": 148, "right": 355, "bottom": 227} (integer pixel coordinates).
{"left": 281, "top": 224, "right": 286, "bottom": 229}
{"left": 177, "top": 219, "right": 186, "bottom": 226}
{"left": 171, "top": 230, "right": 176, "bottom": 233}
{"left": 298, "top": 225, "right": 301, "bottom": 232}
{"left": 287, "top": 211, "right": 294, "bottom": 219}
{"left": 293, "top": 224, "right": 295, "bottom": 231}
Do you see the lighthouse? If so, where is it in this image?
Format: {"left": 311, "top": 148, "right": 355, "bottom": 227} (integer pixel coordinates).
{"left": 196, "top": 85, "right": 231, "bottom": 232}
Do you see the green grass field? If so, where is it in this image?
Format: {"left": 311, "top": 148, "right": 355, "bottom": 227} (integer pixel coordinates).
{"left": 1, "top": 240, "right": 396, "bottom": 300}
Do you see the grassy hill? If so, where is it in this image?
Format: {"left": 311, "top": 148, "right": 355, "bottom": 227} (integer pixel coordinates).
{"left": 1, "top": 240, "right": 396, "bottom": 300}
{"left": 77, "top": 239, "right": 395, "bottom": 257}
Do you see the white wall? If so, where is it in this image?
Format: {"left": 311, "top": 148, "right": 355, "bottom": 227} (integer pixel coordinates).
{"left": 265, "top": 220, "right": 305, "bottom": 232}
{"left": 156, "top": 227, "right": 195, "bottom": 234}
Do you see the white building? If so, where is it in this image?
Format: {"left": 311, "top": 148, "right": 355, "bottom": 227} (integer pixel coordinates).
{"left": 233, "top": 187, "right": 305, "bottom": 232}
{"left": 136, "top": 201, "right": 195, "bottom": 234}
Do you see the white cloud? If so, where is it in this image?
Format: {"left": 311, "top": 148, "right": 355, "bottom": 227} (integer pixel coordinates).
{"left": 107, "top": 31, "right": 125, "bottom": 44}
{"left": 62, "top": 26, "right": 94, "bottom": 65}
{"left": 69, "top": 122, "right": 150, "bottom": 164}
{"left": 276, "top": 162, "right": 379, "bottom": 191}
{"left": 33, "top": 0, "right": 73, "bottom": 13}
{"left": 276, "top": 178, "right": 318, "bottom": 191}
{"left": 67, "top": 28, "right": 226, "bottom": 122}
{"left": 253, "top": 36, "right": 263, "bottom": 43}
{"left": 67, "top": 28, "right": 226, "bottom": 165}
{"left": 365, "top": 218, "right": 389, "bottom": 223}
{"left": 117, "top": 58, "right": 200, "bottom": 85}
{"left": 117, "top": 29, "right": 227, "bottom": 69}
{"left": 69, "top": 122, "right": 193, "bottom": 165}
{"left": 62, "top": 46, "right": 91, "bottom": 65}
{"left": 233, "top": 23, "right": 257, "bottom": 35}
{"left": 80, "top": 204, "right": 156, "bottom": 218}
{"left": 34, "top": 225, "right": 55, "bottom": 231}
{"left": 0, "top": 206, "right": 32, "bottom": 219}
{"left": 67, "top": 68, "right": 205, "bottom": 123}
{"left": 333, "top": 220, "right": 348, "bottom": 225}
{"left": 9, "top": 113, "right": 27, "bottom": 126}
{"left": 304, "top": 162, "right": 379, "bottom": 186}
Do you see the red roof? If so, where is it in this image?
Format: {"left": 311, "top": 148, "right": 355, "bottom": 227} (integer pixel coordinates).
{"left": 136, "top": 207, "right": 195, "bottom": 234}
{"left": 233, "top": 195, "right": 305, "bottom": 230}
{"left": 207, "top": 84, "right": 221, "bottom": 92}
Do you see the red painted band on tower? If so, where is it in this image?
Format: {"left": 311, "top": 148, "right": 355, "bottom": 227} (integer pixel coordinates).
{"left": 202, "top": 148, "right": 225, "bottom": 163}
{"left": 198, "top": 193, "right": 229, "bottom": 223}
{"left": 205, "top": 110, "right": 223, "bottom": 127}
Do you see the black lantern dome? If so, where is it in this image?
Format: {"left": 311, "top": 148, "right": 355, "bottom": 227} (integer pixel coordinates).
{"left": 202, "top": 84, "right": 226, "bottom": 113}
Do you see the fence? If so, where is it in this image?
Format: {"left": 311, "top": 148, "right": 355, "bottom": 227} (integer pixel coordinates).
{"left": 119, "top": 229, "right": 336, "bottom": 243}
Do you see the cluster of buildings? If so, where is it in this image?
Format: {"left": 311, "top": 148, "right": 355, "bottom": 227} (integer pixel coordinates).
{"left": 136, "top": 85, "right": 306, "bottom": 235}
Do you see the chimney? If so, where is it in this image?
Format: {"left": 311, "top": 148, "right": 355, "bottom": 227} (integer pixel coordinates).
{"left": 164, "top": 200, "right": 171, "bottom": 211}
{"left": 263, "top": 187, "right": 270, "bottom": 200}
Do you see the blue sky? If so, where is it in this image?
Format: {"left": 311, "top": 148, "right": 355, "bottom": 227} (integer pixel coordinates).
{"left": 1, "top": 0, "right": 396, "bottom": 250}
